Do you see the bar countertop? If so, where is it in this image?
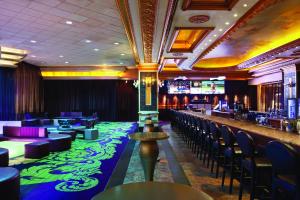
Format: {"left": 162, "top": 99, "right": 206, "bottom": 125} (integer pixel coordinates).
{"left": 179, "top": 110, "right": 300, "bottom": 147}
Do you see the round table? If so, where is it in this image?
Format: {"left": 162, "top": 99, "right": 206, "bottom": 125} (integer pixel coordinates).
{"left": 130, "top": 132, "right": 169, "bottom": 181}
{"left": 92, "top": 182, "right": 213, "bottom": 200}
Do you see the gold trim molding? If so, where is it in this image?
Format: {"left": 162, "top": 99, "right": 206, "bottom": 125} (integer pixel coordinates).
{"left": 139, "top": 0, "right": 158, "bottom": 63}
{"left": 115, "top": 0, "right": 140, "bottom": 64}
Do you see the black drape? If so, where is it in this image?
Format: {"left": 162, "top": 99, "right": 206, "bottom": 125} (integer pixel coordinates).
{"left": 44, "top": 80, "right": 138, "bottom": 121}
{"left": 0, "top": 67, "right": 16, "bottom": 120}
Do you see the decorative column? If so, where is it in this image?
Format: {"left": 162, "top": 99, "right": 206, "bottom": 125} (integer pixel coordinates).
{"left": 138, "top": 64, "right": 159, "bottom": 130}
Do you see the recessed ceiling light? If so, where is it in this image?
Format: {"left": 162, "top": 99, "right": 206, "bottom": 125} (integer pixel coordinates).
{"left": 201, "top": 47, "right": 204, "bottom": 50}
{"left": 296, "top": 46, "right": 299, "bottom": 49}
{"left": 30, "top": 40, "right": 37, "bottom": 43}
{"left": 120, "top": 62, "right": 124, "bottom": 65}
{"left": 233, "top": 13, "right": 238, "bottom": 17}
{"left": 66, "top": 20, "right": 73, "bottom": 25}
{"left": 120, "top": 53, "right": 125, "bottom": 56}
{"left": 209, "top": 39, "right": 212, "bottom": 42}
{"left": 213, "top": 34, "right": 217, "bottom": 37}
{"left": 113, "top": 42, "right": 120, "bottom": 45}
{"left": 219, "top": 28, "right": 223, "bottom": 32}
{"left": 65, "top": 61, "right": 69, "bottom": 64}
{"left": 243, "top": 4, "right": 248, "bottom": 7}
{"left": 31, "top": 55, "right": 36, "bottom": 58}
{"left": 225, "top": 22, "right": 230, "bottom": 25}
{"left": 59, "top": 55, "right": 64, "bottom": 58}
{"left": 85, "top": 39, "right": 92, "bottom": 43}
{"left": 94, "top": 48, "right": 99, "bottom": 51}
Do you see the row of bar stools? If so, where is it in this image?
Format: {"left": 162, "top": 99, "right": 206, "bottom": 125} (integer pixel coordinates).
{"left": 170, "top": 110, "right": 300, "bottom": 200}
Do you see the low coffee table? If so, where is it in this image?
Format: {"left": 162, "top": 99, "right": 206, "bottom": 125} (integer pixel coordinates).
{"left": 129, "top": 132, "right": 169, "bottom": 181}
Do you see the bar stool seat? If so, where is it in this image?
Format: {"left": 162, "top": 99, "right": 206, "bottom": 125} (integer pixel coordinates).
{"left": 242, "top": 157, "right": 271, "bottom": 170}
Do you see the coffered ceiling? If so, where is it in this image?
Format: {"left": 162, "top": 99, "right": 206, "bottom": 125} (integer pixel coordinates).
{"left": 0, "top": 0, "right": 135, "bottom": 66}
{"left": 1, "top": 0, "right": 300, "bottom": 80}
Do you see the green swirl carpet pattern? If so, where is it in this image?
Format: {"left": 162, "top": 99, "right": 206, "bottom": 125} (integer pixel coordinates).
{"left": 17, "top": 122, "right": 136, "bottom": 200}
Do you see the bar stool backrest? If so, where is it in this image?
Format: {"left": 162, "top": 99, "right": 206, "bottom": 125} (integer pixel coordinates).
{"left": 236, "top": 131, "right": 255, "bottom": 158}
{"left": 210, "top": 122, "right": 220, "bottom": 140}
{"left": 221, "top": 125, "right": 235, "bottom": 147}
{"left": 202, "top": 120, "right": 210, "bottom": 134}
{"left": 266, "top": 141, "right": 299, "bottom": 175}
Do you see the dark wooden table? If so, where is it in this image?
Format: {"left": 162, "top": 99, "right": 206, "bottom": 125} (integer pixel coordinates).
{"left": 129, "top": 132, "right": 169, "bottom": 181}
{"left": 92, "top": 182, "right": 213, "bottom": 200}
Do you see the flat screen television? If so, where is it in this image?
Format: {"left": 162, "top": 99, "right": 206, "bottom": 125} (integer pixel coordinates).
{"left": 167, "top": 80, "right": 225, "bottom": 94}
{"left": 167, "top": 80, "right": 190, "bottom": 94}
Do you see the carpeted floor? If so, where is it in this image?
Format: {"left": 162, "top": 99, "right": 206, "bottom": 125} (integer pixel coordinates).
{"left": 12, "top": 122, "right": 137, "bottom": 200}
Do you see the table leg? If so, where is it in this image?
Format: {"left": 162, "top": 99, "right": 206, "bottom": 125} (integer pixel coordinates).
{"left": 139, "top": 141, "right": 159, "bottom": 181}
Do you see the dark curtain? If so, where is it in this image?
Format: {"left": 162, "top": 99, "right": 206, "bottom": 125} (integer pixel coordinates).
{"left": 44, "top": 80, "right": 138, "bottom": 121}
{"left": 15, "top": 62, "right": 44, "bottom": 118}
{"left": 0, "top": 67, "right": 16, "bottom": 120}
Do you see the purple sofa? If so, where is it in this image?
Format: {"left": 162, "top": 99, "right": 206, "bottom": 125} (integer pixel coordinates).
{"left": 2, "top": 126, "right": 48, "bottom": 138}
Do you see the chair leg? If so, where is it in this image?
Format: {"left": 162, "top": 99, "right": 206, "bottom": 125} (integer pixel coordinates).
{"left": 239, "top": 166, "right": 244, "bottom": 200}
{"left": 250, "top": 171, "right": 256, "bottom": 200}
{"left": 216, "top": 160, "right": 220, "bottom": 178}
{"left": 211, "top": 157, "right": 215, "bottom": 174}
{"left": 229, "top": 158, "right": 234, "bottom": 194}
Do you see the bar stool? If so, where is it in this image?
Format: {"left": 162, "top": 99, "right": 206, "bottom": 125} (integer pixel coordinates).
{"left": 265, "top": 141, "right": 300, "bottom": 200}
{"left": 221, "top": 125, "right": 242, "bottom": 194}
{"left": 236, "top": 131, "right": 272, "bottom": 200}
{"left": 200, "top": 119, "right": 210, "bottom": 162}
{"left": 209, "top": 122, "right": 225, "bottom": 178}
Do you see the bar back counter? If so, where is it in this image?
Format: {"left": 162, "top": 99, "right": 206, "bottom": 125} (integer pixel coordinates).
{"left": 179, "top": 110, "right": 300, "bottom": 151}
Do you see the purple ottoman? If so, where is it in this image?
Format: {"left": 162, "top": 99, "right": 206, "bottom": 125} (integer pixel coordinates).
{"left": 0, "top": 148, "right": 9, "bottom": 167}
{"left": 25, "top": 142, "right": 50, "bottom": 159}
{"left": 0, "top": 167, "right": 20, "bottom": 200}
{"left": 48, "top": 134, "right": 72, "bottom": 152}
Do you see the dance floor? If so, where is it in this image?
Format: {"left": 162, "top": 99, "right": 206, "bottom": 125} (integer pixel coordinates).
{"left": 11, "top": 122, "right": 137, "bottom": 200}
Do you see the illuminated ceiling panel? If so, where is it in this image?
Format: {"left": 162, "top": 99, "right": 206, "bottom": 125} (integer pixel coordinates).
{"left": 168, "top": 27, "right": 214, "bottom": 53}
{"left": 196, "top": 0, "right": 300, "bottom": 69}
{"left": 182, "top": 0, "right": 239, "bottom": 10}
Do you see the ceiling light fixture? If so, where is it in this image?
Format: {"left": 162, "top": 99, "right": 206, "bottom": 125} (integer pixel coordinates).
{"left": 204, "top": 43, "right": 207, "bottom": 46}
{"left": 31, "top": 55, "right": 36, "bottom": 58}
{"left": 30, "top": 40, "right": 37, "bottom": 43}
{"left": 94, "top": 48, "right": 99, "bottom": 51}
{"left": 65, "top": 61, "right": 69, "bottom": 64}
{"left": 120, "top": 62, "right": 124, "bottom": 65}
{"left": 85, "top": 40, "right": 91, "bottom": 43}
{"left": 225, "top": 22, "right": 230, "bottom": 25}
{"left": 243, "top": 4, "right": 248, "bottom": 7}
{"left": 59, "top": 55, "right": 64, "bottom": 58}
{"left": 219, "top": 28, "right": 223, "bottom": 32}
{"left": 113, "top": 42, "right": 120, "bottom": 45}
{"left": 0, "top": 46, "right": 27, "bottom": 67}
{"left": 66, "top": 20, "right": 73, "bottom": 25}
{"left": 233, "top": 13, "right": 238, "bottom": 17}
{"left": 213, "top": 34, "right": 217, "bottom": 37}
{"left": 120, "top": 53, "right": 125, "bottom": 56}
{"left": 209, "top": 39, "right": 212, "bottom": 42}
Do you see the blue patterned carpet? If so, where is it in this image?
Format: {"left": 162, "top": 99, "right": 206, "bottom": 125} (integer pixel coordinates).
{"left": 14, "top": 122, "right": 137, "bottom": 200}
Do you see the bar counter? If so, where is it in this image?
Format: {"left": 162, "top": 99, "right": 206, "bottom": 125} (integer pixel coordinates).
{"left": 179, "top": 110, "right": 300, "bottom": 149}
